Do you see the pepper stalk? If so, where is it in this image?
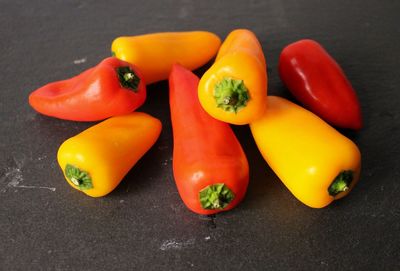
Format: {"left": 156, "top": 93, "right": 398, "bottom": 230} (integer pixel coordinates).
{"left": 328, "top": 170, "right": 353, "bottom": 196}
{"left": 65, "top": 164, "right": 93, "bottom": 190}
{"left": 199, "top": 183, "right": 235, "bottom": 210}
{"left": 213, "top": 77, "right": 250, "bottom": 113}
{"left": 116, "top": 66, "right": 140, "bottom": 92}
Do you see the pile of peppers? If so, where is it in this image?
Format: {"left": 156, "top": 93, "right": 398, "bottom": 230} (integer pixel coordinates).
{"left": 29, "top": 29, "right": 363, "bottom": 213}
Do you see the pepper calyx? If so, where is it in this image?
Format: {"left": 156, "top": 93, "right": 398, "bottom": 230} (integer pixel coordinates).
{"left": 328, "top": 170, "right": 353, "bottom": 196}
{"left": 213, "top": 77, "right": 250, "bottom": 113}
{"left": 199, "top": 183, "right": 235, "bottom": 210}
{"left": 65, "top": 164, "right": 93, "bottom": 190}
{"left": 116, "top": 66, "right": 140, "bottom": 92}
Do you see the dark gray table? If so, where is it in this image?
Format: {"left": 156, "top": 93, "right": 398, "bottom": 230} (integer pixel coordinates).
{"left": 1, "top": 1, "right": 399, "bottom": 270}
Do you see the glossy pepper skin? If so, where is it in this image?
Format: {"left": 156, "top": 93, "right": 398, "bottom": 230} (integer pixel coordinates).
{"left": 198, "top": 29, "right": 267, "bottom": 125}
{"left": 111, "top": 31, "right": 221, "bottom": 84}
{"left": 57, "top": 112, "right": 162, "bottom": 197}
{"left": 279, "top": 39, "right": 362, "bottom": 130}
{"left": 29, "top": 57, "right": 146, "bottom": 121}
{"left": 169, "top": 64, "right": 249, "bottom": 215}
{"left": 250, "top": 96, "right": 361, "bottom": 208}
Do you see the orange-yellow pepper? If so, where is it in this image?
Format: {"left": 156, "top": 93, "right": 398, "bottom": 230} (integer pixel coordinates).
{"left": 250, "top": 96, "right": 361, "bottom": 208}
{"left": 57, "top": 112, "right": 162, "bottom": 197}
{"left": 198, "top": 29, "right": 267, "bottom": 125}
{"left": 111, "top": 31, "right": 221, "bottom": 84}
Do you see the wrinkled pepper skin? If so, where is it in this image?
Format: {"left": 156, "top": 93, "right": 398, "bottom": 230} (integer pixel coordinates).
{"left": 57, "top": 112, "right": 162, "bottom": 197}
{"left": 169, "top": 64, "right": 249, "bottom": 215}
{"left": 111, "top": 31, "right": 221, "bottom": 84}
{"left": 279, "top": 39, "right": 362, "bottom": 130}
{"left": 198, "top": 29, "right": 267, "bottom": 125}
{"left": 250, "top": 96, "right": 361, "bottom": 208}
{"left": 29, "top": 57, "right": 146, "bottom": 121}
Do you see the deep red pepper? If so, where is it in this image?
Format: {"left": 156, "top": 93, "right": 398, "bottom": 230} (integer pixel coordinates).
{"left": 169, "top": 63, "right": 249, "bottom": 215}
{"left": 279, "top": 39, "right": 362, "bottom": 130}
{"left": 29, "top": 57, "right": 146, "bottom": 121}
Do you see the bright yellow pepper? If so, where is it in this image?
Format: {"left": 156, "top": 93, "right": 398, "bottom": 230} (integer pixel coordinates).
{"left": 250, "top": 96, "right": 361, "bottom": 208}
{"left": 57, "top": 112, "right": 162, "bottom": 197}
{"left": 111, "top": 31, "right": 221, "bottom": 84}
{"left": 198, "top": 29, "right": 267, "bottom": 125}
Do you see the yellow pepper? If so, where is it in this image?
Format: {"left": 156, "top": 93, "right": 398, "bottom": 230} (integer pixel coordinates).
{"left": 198, "top": 29, "right": 267, "bottom": 125}
{"left": 250, "top": 96, "right": 361, "bottom": 208}
{"left": 111, "top": 31, "right": 221, "bottom": 84}
{"left": 57, "top": 112, "right": 162, "bottom": 197}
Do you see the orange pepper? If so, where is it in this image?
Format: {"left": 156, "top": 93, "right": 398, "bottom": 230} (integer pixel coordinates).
{"left": 198, "top": 29, "right": 267, "bottom": 125}
{"left": 111, "top": 31, "right": 221, "bottom": 84}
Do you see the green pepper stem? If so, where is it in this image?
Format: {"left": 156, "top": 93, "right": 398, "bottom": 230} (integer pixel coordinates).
{"left": 199, "top": 183, "right": 235, "bottom": 210}
{"left": 116, "top": 66, "right": 140, "bottom": 92}
{"left": 65, "top": 164, "right": 93, "bottom": 190}
{"left": 328, "top": 170, "right": 353, "bottom": 196}
{"left": 213, "top": 77, "right": 250, "bottom": 113}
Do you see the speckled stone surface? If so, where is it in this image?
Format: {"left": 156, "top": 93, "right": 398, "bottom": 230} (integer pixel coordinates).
{"left": 1, "top": 1, "right": 399, "bottom": 270}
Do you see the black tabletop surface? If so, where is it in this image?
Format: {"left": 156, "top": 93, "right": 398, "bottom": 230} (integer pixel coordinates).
{"left": 1, "top": 1, "right": 399, "bottom": 270}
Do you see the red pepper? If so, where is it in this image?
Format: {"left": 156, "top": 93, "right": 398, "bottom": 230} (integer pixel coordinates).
{"left": 169, "top": 64, "right": 249, "bottom": 215}
{"left": 279, "top": 39, "right": 362, "bottom": 130}
{"left": 29, "top": 57, "right": 146, "bottom": 121}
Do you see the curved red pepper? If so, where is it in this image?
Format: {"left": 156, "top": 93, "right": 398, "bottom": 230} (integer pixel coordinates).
{"left": 29, "top": 57, "right": 146, "bottom": 121}
{"left": 169, "top": 64, "right": 249, "bottom": 215}
{"left": 279, "top": 39, "right": 362, "bottom": 130}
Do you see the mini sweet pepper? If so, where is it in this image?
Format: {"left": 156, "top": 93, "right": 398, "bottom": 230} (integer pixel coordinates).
{"left": 57, "top": 112, "right": 162, "bottom": 197}
{"left": 29, "top": 57, "right": 146, "bottom": 121}
{"left": 198, "top": 29, "right": 267, "bottom": 125}
{"left": 250, "top": 96, "right": 361, "bottom": 208}
{"left": 279, "top": 39, "right": 362, "bottom": 130}
{"left": 112, "top": 31, "right": 221, "bottom": 84}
